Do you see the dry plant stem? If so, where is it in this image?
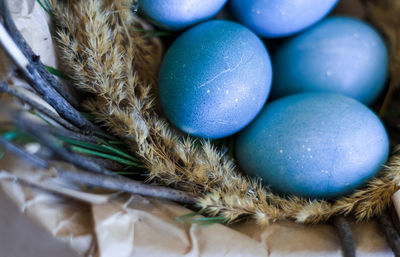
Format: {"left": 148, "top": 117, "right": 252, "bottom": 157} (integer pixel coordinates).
{"left": 377, "top": 211, "right": 400, "bottom": 257}
{"left": 16, "top": 118, "right": 115, "bottom": 176}
{"left": 41, "top": 124, "right": 98, "bottom": 143}
{"left": 82, "top": 156, "right": 124, "bottom": 171}
{"left": 0, "top": 0, "right": 93, "bottom": 132}
{"left": 57, "top": 166, "right": 197, "bottom": 204}
{"left": 0, "top": 137, "right": 196, "bottom": 204}
{"left": 0, "top": 81, "right": 80, "bottom": 132}
{"left": 0, "top": 0, "right": 79, "bottom": 108}
{"left": 333, "top": 216, "right": 356, "bottom": 257}
{"left": 0, "top": 136, "right": 48, "bottom": 168}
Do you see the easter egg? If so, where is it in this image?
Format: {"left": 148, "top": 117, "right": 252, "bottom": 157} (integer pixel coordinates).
{"left": 230, "top": 0, "right": 339, "bottom": 38}
{"left": 236, "top": 93, "right": 389, "bottom": 199}
{"left": 159, "top": 20, "right": 272, "bottom": 139}
{"left": 139, "top": 0, "right": 228, "bottom": 31}
{"left": 271, "top": 17, "right": 389, "bottom": 105}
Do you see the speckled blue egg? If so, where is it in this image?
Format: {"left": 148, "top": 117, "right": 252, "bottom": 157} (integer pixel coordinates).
{"left": 236, "top": 93, "right": 389, "bottom": 199}
{"left": 139, "top": 0, "right": 228, "bottom": 31}
{"left": 230, "top": 0, "right": 339, "bottom": 38}
{"left": 271, "top": 17, "right": 389, "bottom": 105}
{"left": 159, "top": 20, "right": 272, "bottom": 139}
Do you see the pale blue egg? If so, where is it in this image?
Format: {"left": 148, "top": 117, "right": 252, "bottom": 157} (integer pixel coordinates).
{"left": 271, "top": 17, "right": 389, "bottom": 105}
{"left": 139, "top": 0, "right": 228, "bottom": 31}
{"left": 230, "top": 0, "right": 339, "bottom": 38}
{"left": 159, "top": 20, "right": 272, "bottom": 139}
{"left": 236, "top": 93, "right": 389, "bottom": 199}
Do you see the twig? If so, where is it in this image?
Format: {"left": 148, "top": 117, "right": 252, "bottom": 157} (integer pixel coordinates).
{"left": 0, "top": 81, "right": 80, "bottom": 132}
{"left": 377, "top": 211, "right": 400, "bottom": 257}
{"left": 0, "top": 136, "right": 48, "bottom": 168}
{"left": 37, "top": 123, "right": 98, "bottom": 143}
{"left": 0, "top": 1, "right": 93, "bottom": 132}
{"left": 75, "top": 156, "right": 125, "bottom": 171}
{"left": 0, "top": 0, "right": 79, "bottom": 108}
{"left": 56, "top": 166, "right": 196, "bottom": 204}
{"left": 333, "top": 216, "right": 356, "bottom": 257}
{"left": 15, "top": 117, "right": 115, "bottom": 176}
{"left": 0, "top": 136, "right": 196, "bottom": 204}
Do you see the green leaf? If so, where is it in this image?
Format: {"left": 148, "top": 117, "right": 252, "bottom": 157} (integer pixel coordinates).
{"left": 94, "top": 131, "right": 119, "bottom": 141}
{"left": 44, "top": 65, "right": 71, "bottom": 80}
{"left": 37, "top": 0, "right": 56, "bottom": 21}
{"left": 0, "top": 151, "right": 4, "bottom": 160}
{"left": 131, "top": 28, "right": 172, "bottom": 38}
{"left": 115, "top": 171, "right": 140, "bottom": 175}
{"left": 29, "top": 110, "right": 52, "bottom": 126}
{"left": 36, "top": 0, "right": 51, "bottom": 15}
{"left": 3, "top": 131, "right": 17, "bottom": 141}
{"left": 101, "top": 144, "right": 141, "bottom": 162}
{"left": 108, "top": 140, "right": 125, "bottom": 145}
{"left": 79, "top": 112, "right": 95, "bottom": 121}
{"left": 70, "top": 145, "right": 144, "bottom": 168}
{"left": 0, "top": 130, "right": 36, "bottom": 144}
{"left": 58, "top": 136, "right": 141, "bottom": 163}
{"left": 175, "top": 212, "right": 227, "bottom": 226}
{"left": 58, "top": 136, "right": 114, "bottom": 154}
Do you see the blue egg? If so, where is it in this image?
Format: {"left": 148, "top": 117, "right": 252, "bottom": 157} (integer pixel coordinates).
{"left": 236, "top": 93, "right": 389, "bottom": 199}
{"left": 230, "top": 0, "right": 338, "bottom": 38}
{"left": 271, "top": 17, "right": 389, "bottom": 105}
{"left": 159, "top": 20, "right": 272, "bottom": 139}
{"left": 139, "top": 0, "right": 228, "bottom": 31}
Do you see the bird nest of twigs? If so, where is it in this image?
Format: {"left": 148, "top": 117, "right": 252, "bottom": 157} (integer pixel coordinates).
{"left": 1, "top": 0, "right": 400, "bottom": 256}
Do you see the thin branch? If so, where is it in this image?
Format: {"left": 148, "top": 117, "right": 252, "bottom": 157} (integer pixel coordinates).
{"left": 0, "top": 0, "right": 79, "bottom": 108}
{"left": 15, "top": 117, "right": 115, "bottom": 176}
{"left": 0, "top": 81, "right": 80, "bottom": 132}
{"left": 75, "top": 156, "right": 125, "bottom": 171}
{"left": 0, "top": 136, "right": 197, "bottom": 204}
{"left": 333, "top": 216, "right": 356, "bottom": 257}
{"left": 0, "top": 136, "right": 48, "bottom": 168}
{"left": 55, "top": 166, "right": 196, "bottom": 204}
{"left": 377, "top": 211, "right": 400, "bottom": 257}
{"left": 0, "top": 1, "right": 93, "bottom": 132}
{"left": 37, "top": 123, "right": 98, "bottom": 143}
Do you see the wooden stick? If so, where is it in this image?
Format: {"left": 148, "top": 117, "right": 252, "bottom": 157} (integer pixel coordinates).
{"left": 0, "top": 0, "right": 79, "bottom": 108}
{"left": 0, "top": 82, "right": 80, "bottom": 132}
{"left": 0, "top": 136, "right": 48, "bottom": 168}
{"left": 56, "top": 166, "right": 196, "bottom": 204}
{"left": 0, "top": 0, "right": 93, "bottom": 132}
{"left": 333, "top": 216, "right": 356, "bottom": 257}
{"left": 0, "top": 136, "right": 196, "bottom": 204}
{"left": 15, "top": 118, "right": 115, "bottom": 176}
{"left": 377, "top": 211, "right": 400, "bottom": 257}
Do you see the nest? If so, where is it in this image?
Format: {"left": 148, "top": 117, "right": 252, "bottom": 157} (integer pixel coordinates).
{"left": 1, "top": 0, "right": 400, "bottom": 239}
{"left": 41, "top": 0, "right": 400, "bottom": 225}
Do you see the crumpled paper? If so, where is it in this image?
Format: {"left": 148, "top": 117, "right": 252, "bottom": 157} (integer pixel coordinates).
{"left": 0, "top": 0, "right": 396, "bottom": 256}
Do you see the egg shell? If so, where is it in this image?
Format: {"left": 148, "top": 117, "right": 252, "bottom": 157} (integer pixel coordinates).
{"left": 271, "top": 17, "right": 389, "bottom": 105}
{"left": 158, "top": 20, "right": 272, "bottom": 139}
{"left": 230, "top": 0, "right": 338, "bottom": 38}
{"left": 236, "top": 93, "right": 389, "bottom": 199}
{"left": 139, "top": 0, "right": 228, "bottom": 31}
